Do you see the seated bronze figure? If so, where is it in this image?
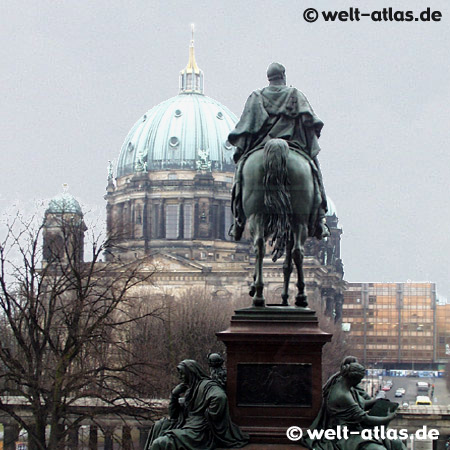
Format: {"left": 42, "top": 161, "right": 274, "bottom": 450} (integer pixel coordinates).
{"left": 145, "top": 359, "right": 249, "bottom": 450}
{"left": 302, "top": 360, "right": 406, "bottom": 450}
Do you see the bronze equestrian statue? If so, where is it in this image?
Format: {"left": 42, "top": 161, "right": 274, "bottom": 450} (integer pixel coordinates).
{"left": 229, "top": 63, "right": 330, "bottom": 307}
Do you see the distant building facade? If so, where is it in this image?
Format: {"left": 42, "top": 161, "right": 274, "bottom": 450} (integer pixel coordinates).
{"left": 343, "top": 282, "right": 449, "bottom": 368}
{"left": 435, "top": 300, "right": 450, "bottom": 367}
{"left": 43, "top": 37, "right": 346, "bottom": 315}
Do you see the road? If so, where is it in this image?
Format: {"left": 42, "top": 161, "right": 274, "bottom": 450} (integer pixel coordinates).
{"left": 377, "top": 376, "right": 450, "bottom": 406}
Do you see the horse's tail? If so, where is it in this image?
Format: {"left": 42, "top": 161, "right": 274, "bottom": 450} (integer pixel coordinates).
{"left": 263, "top": 139, "right": 292, "bottom": 259}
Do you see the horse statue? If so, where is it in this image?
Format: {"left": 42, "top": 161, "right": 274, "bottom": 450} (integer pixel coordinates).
{"left": 242, "top": 138, "right": 317, "bottom": 308}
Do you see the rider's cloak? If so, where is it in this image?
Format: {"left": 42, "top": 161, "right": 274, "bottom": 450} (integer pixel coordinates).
{"left": 228, "top": 85, "right": 324, "bottom": 161}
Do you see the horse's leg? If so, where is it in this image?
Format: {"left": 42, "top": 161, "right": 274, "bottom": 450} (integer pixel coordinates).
{"left": 248, "top": 216, "right": 257, "bottom": 297}
{"left": 249, "top": 274, "right": 256, "bottom": 297}
{"left": 281, "top": 235, "right": 293, "bottom": 306}
{"left": 291, "top": 224, "right": 308, "bottom": 308}
{"left": 251, "top": 216, "right": 265, "bottom": 307}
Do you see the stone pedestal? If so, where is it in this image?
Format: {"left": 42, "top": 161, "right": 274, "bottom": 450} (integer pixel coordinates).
{"left": 2, "top": 423, "right": 20, "bottom": 450}
{"left": 217, "top": 306, "right": 331, "bottom": 444}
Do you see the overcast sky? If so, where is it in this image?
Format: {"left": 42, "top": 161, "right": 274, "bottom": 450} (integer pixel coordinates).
{"left": 1, "top": 0, "right": 449, "bottom": 297}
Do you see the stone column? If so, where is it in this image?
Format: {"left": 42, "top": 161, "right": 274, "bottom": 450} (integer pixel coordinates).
{"left": 433, "top": 435, "right": 450, "bottom": 450}
{"left": 2, "top": 423, "right": 20, "bottom": 450}
{"left": 139, "top": 426, "right": 150, "bottom": 449}
{"left": 55, "top": 423, "right": 66, "bottom": 450}
{"left": 27, "top": 431, "right": 38, "bottom": 450}
{"left": 322, "top": 288, "right": 335, "bottom": 317}
{"left": 88, "top": 425, "right": 98, "bottom": 450}
{"left": 122, "top": 425, "right": 132, "bottom": 450}
{"left": 27, "top": 428, "right": 45, "bottom": 450}
{"left": 67, "top": 426, "right": 79, "bottom": 449}
{"left": 414, "top": 439, "right": 433, "bottom": 450}
{"left": 103, "top": 427, "right": 114, "bottom": 450}
{"left": 334, "top": 293, "right": 344, "bottom": 322}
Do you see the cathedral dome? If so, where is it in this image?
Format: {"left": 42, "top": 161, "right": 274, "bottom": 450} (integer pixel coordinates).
{"left": 116, "top": 34, "right": 237, "bottom": 178}
{"left": 116, "top": 93, "right": 237, "bottom": 177}
{"left": 46, "top": 190, "right": 83, "bottom": 215}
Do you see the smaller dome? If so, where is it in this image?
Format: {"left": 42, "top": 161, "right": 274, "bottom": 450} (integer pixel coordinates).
{"left": 46, "top": 192, "right": 83, "bottom": 215}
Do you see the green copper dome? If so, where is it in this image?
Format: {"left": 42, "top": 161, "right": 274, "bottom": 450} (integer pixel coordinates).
{"left": 46, "top": 192, "right": 83, "bottom": 215}
{"left": 116, "top": 93, "right": 237, "bottom": 177}
{"left": 116, "top": 38, "right": 237, "bottom": 177}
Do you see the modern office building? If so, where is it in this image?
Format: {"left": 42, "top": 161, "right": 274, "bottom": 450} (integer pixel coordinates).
{"left": 342, "top": 282, "right": 450, "bottom": 368}
{"left": 435, "top": 299, "right": 450, "bottom": 367}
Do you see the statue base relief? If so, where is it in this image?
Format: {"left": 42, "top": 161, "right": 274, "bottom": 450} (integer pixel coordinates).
{"left": 217, "top": 305, "right": 331, "bottom": 444}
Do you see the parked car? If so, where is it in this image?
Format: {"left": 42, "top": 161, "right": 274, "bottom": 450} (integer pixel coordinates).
{"left": 397, "top": 387, "right": 406, "bottom": 394}
{"left": 395, "top": 389, "right": 403, "bottom": 397}
{"left": 415, "top": 395, "right": 432, "bottom": 405}
{"left": 381, "top": 385, "right": 391, "bottom": 391}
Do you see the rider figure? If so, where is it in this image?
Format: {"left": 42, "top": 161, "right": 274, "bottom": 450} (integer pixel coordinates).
{"left": 228, "top": 62, "right": 330, "bottom": 241}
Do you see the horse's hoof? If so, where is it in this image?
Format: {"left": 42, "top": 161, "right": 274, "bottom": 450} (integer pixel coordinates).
{"left": 281, "top": 294, "right": 289, "bottom": 306}
{"left": 295, "top": 295, "right": 308, "bottom": 308}
{"left": 249, "top": 284, "right": 256, "bottom": 297}
{"left": 253, "top": 297, "right": 265, "bottom": 307}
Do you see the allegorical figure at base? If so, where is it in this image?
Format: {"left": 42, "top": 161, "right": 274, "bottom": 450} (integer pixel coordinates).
{"left": 144, "top": 359, "right": 249, "bottom": 450}
{"left": 301, "top": 360, "right": 406, "bottom": 450}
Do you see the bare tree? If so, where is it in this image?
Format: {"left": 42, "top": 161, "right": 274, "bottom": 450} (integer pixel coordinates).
{"left": 128, "top": 289, "right": 249, "bottom": 395}
{"left": 129, "top": 286, "right": 351, "bottom": 394}
{"left": 316, "top": 310, "right": 355, "bottom": 381}
{"left": 0, "top": 212, "right": 160, "bottom": 450}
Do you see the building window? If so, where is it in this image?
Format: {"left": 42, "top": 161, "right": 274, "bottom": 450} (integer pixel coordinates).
{"left": 169, "top": 137, "right": 180, "bottom": 148}
{"left": 184, "top": 204, "right": 193, "bottom": 239}
{"left": 136, "top": 205, "right": 142, "bottom": 225}
{"left": 185, "top": 74, "right": 192, "bottom": 90}
{"left": 224, "top": 208, "right": 232, "bottom": 241}
{"left": 165, "top": 205, "right": 179, "bottom": 239}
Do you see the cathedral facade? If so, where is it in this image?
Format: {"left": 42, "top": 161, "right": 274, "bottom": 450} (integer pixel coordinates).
{"left": 45, "top": 38, "right": 346, "bottom": 316}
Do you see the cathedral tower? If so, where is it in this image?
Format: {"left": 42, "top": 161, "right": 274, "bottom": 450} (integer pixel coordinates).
{"left": 43, "top": 186, "right": 86, "bottom": 265}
